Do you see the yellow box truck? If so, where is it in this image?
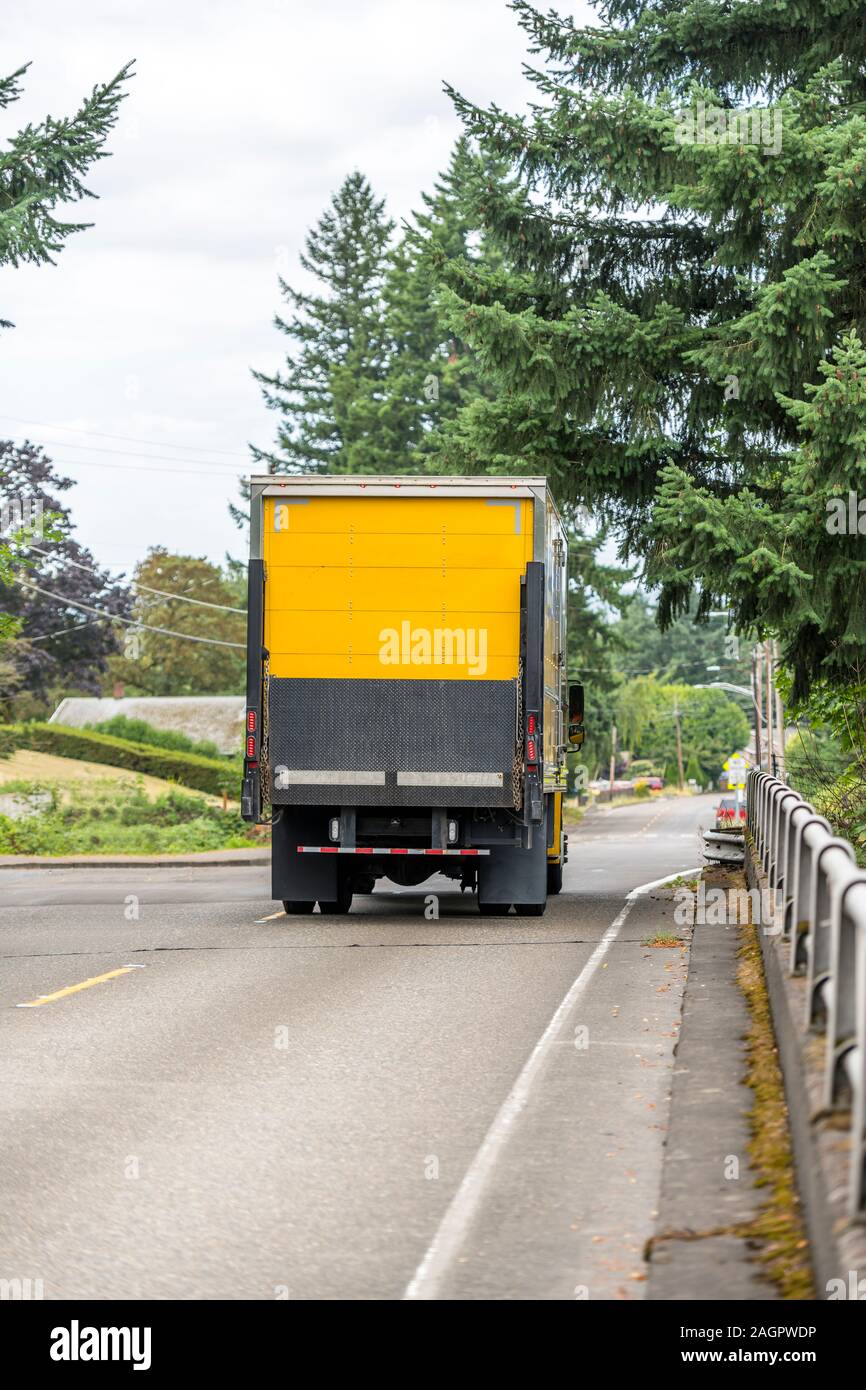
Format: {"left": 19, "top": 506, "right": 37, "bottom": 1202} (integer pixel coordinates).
{"left": 241, "top": 475, "right": 584, "bottom": 916}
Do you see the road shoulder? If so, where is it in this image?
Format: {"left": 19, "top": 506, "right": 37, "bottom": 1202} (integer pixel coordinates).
{"left": 647, "top": 877, "right": 788, "bottom": 1300}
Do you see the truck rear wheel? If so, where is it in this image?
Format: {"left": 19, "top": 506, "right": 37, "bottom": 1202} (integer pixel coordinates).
{"left": 546, "top": 862, "right": 563, "bottom": 895}
{"left": 318, "top": 874, "right": 353, "bottom": 915}
{"left": 514, "top": 901, "right": 546, "bottom": 917}
{"left": 283, "top": 900, "right": 316, "bottom": 914}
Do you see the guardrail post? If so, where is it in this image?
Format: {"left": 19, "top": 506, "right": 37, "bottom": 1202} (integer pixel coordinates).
{"left": 774, "top": 790, "right": 804, "bottom": 942}
{"left": 749, "top": 768, "right": 866, "bottom": 1220}
{"left": 851, "top": 919, "right": 866, "bottom": 1216}
{"left": 787, "top": 811, "right": 832, "bottom": 975}
{"left": 807, "top": 840, "right": 857, "bottom": 1028}
{"left": 824, "top": 876, "right": 866, "bottom": 1111}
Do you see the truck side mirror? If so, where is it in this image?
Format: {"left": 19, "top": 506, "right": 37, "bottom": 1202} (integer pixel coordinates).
{"left": 568, "top": 682, "right": 585, "bottom": 747}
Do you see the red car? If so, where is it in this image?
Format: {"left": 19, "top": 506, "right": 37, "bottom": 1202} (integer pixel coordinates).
{"left": 715, "top": 797, "right": 746, "bottom": 829}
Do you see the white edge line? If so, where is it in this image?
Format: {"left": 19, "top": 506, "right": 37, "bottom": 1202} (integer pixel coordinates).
{"left": 626, "top": 866, "right": 703, "bottom": 899}
{"left": 402, "top": 865, "right": 703, "bottom": 1300}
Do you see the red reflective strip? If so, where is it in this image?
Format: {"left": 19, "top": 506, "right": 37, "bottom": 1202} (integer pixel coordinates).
{"left": 297, "top": 846, "right": 490, "bottom": 856}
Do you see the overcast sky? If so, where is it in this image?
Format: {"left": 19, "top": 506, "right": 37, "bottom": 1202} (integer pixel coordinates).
{"left": 1, "top": 0, "right": 592, "bottom": 579}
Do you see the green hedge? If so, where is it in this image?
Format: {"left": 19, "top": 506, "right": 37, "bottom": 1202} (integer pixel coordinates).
{"left": 85, "top": 714, "right": 227, "bottom": 760}
{"left": 0, "top": 722, "right": 242, "bottom": 797}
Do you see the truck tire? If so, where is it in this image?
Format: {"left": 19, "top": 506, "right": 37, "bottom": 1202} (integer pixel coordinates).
{"left": 318, "top": 873, "right": 353, "bottom": 915}
{"left": 478, "top": 901, "right": 509, "bottom": 917}
{"left": 547, "top": 862, "right": 563, "bottom": 895}
{"left": 514, "top": 901, "right": 546, "bottom": 917}
{"left": 283, "top": 900, "right": 316, "bottom": 914}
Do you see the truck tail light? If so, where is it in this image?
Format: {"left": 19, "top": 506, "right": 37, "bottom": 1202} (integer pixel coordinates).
{"left": 527, "top": 736, "right": 537, "bottom": 763}
{"left": 247, "top": 709, "right": 257, "bottom": 733}
{"left": 527, "top": 713, "right": 537, "bottom": 734}
{"left": 246, "top": 734, "right": 256, "bottom": 759}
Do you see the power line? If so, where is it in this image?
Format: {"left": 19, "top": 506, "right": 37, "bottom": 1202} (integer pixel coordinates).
{"left": 0, "top": 416, "right": 249, "bottom": 458}
{"left": 28, "top": 615, "right": 110, "bottom": 644}
{"left": 25, "top": 589, "right": 171, "bottom": 646}
{"left": 5, "top": 448, "right": 244, "bottom": 481}
{"left": 5, "top": 435, "right": 245, "bottom": 469}
{"left": 15, "top": 579, "right": 246, "bottom": 650}
{"left": 27, "top": 544, "right": 246, "bottom": 614}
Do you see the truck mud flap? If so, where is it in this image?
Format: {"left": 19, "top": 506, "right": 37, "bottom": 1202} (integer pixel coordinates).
{"left": 477, "top": 802, "right": 548, "bottom": 908}
{"left": 271, "top": 809, "right": 339, "bottom": 903}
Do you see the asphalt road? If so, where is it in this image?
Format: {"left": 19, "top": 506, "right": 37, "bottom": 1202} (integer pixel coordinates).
{"left": 0, "top": 794, "right": 714, "bottom": 1300}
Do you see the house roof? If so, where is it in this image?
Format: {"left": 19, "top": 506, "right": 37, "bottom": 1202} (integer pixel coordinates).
{"left": 49, "top": 696, "right": 245, "bottom": 756}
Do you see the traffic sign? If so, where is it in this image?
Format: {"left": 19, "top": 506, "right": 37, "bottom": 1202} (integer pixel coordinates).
{"left": 723, "top": 754, "right": 749, "bottom": 790}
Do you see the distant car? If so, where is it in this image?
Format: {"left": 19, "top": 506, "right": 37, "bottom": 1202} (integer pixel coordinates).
{"left": 644, "top": 776, "right": 664, "bottom": 791}
{"left": 714, "top": 797, "right": 746, "bottom": 830}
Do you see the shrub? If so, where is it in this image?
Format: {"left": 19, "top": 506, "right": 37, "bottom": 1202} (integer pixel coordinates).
{"left": 812, "top": 767, "right": 866, "bottom": 865}
{"left": 87, "top": 714, "right": 228, "bottom": 761}
{"left": 0, "top": 722, "right": 241, "bottom": 798}
{"left": 0, "top": 780, "right": 260, "bottom": 856}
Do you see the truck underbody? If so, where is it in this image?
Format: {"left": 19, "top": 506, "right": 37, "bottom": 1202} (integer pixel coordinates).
{"left": 270, "top": 799, "right": 555, "bottom": 915}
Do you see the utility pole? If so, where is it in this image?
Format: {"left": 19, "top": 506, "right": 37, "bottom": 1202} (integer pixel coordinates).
{"left": 608, "top": 722, "right": 617, "bottom": 802}
{"left": 765, "top": 640, "right": 775, "bottom": 777}
{"left": 773, "top": 638, "right": 786, "bottom": 782}
{"left": 673, "top": 698, "right": 685, "bottom": 791}
{"left": 751, "top": 645, "right": 763, "bottom": 769}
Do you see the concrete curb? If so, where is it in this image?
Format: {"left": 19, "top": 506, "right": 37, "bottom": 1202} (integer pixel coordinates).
{"left": 745, "top": 840, "right": 866, "bottom": 1298}
{"left": 0, "top": 848, "right": 271, "bottom": 870}
{"left": 646, "top": 898, "right": 779, "bottom": 1300}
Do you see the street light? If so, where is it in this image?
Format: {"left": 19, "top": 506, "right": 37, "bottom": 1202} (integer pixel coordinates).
{"left": 694, "top": 680, "right": 766, "bottom": 768}
{"left": 694, "top": 680, "right": 762, "bottom": 717}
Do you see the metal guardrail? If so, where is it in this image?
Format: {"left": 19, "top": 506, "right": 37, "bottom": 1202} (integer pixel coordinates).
{"left": 747, "top": 769, "right": 866, "bottom": 1217}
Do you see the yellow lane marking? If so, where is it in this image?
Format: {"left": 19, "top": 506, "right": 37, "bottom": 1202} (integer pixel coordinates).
{"left": 255, "top": 909, "right": 286, "bottom": 923}
{"left": 16, "top": 965, "right": 145, "bottom": 1009}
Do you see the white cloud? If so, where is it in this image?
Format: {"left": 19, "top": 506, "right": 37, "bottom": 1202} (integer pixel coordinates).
{"left": 1, "top": 0, "right": 592, "bottom": 572}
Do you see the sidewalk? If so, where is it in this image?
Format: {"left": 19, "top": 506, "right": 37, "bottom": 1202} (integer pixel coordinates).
{"left": 647, "top": 896, "right": 782, "bottom": 1299}
{"left": 0, "top": 847, "right": 271, "bottom": 870}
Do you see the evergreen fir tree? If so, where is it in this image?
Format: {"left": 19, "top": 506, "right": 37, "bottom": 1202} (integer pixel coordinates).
{"left": 383, "top": 137, "right": 514, "bottom": 461}
{"left": 0, "top": 58, "right": 130, "bottom": 675}
{"left": 250, "top": 171, "right": 400, "bottom": 477}
{"left": 433, "top": 0, "right": 866, "bottom": 715}
{"left": 685, "top": 751, "right": 703, "bottom": 784}
{"left": 0, "top": 60, "right": 132, "bottom": 326}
